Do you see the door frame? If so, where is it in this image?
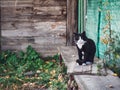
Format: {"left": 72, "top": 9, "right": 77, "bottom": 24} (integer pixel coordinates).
{"left": 66, "top": 0, "right": 87, "bottom": 45}
{"left": 66, "top": 0, "right": 78, "bottom": 45}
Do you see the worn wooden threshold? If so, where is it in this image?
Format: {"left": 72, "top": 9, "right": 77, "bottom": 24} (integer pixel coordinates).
{"left": 58, "top": 46, "right": 120, "bottom": 90}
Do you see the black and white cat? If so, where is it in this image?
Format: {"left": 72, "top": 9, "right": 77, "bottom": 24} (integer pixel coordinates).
{"left": 74, "top": 31, "right": 96, "bottom": 65}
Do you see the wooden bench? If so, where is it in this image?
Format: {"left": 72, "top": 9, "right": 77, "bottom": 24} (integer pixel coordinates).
{"left": 58, "top": 46, "right": 120, "bottom": 90}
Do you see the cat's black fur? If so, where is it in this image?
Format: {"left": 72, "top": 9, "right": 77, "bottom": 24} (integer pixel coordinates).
{"left": 74, "top": 31, "right": 96, "bottom": 65}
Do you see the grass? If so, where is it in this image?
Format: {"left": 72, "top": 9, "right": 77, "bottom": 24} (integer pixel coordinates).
{"left": 0, "top": 45, "right": 68, "bottom": 90}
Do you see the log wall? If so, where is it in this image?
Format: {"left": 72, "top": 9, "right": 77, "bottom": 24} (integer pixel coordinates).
{"left": 1, "top": 0, "right": 67, "bottom": 56}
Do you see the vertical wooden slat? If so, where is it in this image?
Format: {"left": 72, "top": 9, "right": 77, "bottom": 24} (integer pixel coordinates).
{"left": 81, "top": 0, "right": 84, "bottom": 32}
{"left": 78, "top": 0, "right": 81, "bottom": 33}
{"left": 78, "top": 0, "right": 87, "bottom": 33}
{"left": 0, "top": 6, "right": 1, "bottom": 52}
{"left": 84, "top": 0, "right": 87, "bottom": 32}
{"left": 66, "top": 0, "right": 78, "bottom": 45}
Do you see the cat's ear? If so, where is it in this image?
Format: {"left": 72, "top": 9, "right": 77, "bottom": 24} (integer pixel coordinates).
{"left": 73, "top": 32, "right": 81, "bottom": 35}
{"left": 73, "top": 32, "right": 79, "bottom": 36}
{"left": 82, "top": 31, "right": 86, "bottom": 36}
{"left": 73, "top": 32, "right": 78, "bottom": 35}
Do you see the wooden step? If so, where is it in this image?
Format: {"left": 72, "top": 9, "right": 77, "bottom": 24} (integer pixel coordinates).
{"left": 58, "top": 46, "right": 120, "bottom": 90}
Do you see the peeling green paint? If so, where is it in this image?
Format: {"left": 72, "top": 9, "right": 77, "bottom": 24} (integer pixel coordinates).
{"left": 78, "top": 0, "right": 120, "bottom": 58}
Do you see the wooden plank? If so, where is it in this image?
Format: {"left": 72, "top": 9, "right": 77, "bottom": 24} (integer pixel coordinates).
{"left": 1, "top": 15, "right": 66, "bottom": 22}
{"left": 1, "top": 21, "right": 66, "bottom": 36}
{"left": 1, "top": 43, "right": 59, "bottom": 57}
{"left": 31, "top": 15, "right": 66, "bottom": 22}
{"left": 1, "top": 36, "right": 65, "bottom": 46}
{"left": 1, "top": 0, "right": 33, "bottom": 7}
{"left": 0, "top": 0, "right": 33, "bottom": 5}
{"left": 1, "top": 0, "right": 33, "bottom": 1}
{"left": 1, "top": 21, "right": 34, "bottom": 30}
{"left": 1, "top": 16, "right": 32, "bottom": 22}
{"left": 1, "top": 0, "right": 66, "bottom": 57}
{"left": 75, "top": 75, "right": 120, "bottom": 90}
{"left": 33, "top": 6, "right": 66, "bottom": 16}
{"left": 58, "top": 46, "right": 96, "bottom": 74}
{"left": 1, "top": 37, "right": 34, "bottom": 45}
{"left": 1, "top": 4, "right": 33, "bottom": 8}
{"left": 1, "top": 21, "right": 66, "bottom": 57}
{"left": 66, "top": 0, "right": 78, "bottom": 45}
{"left": 58, "top": 46, "right": 120, "bottom": 90}
{"left": 1, "top": 0, "right": 66, "bottom": 21}
{"left": 33, "top": 0, "right": 66, "bottom": 6}
{"left": 1, "top": 7, "right": 16, "bottom": 17}
{"left": 1, "top": 28, "right": 35, "bottom": 37}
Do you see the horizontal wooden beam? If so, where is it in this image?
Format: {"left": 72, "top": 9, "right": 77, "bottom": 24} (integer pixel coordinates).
{"left": 58, "top": 46, "right": 120, "bottom": 90}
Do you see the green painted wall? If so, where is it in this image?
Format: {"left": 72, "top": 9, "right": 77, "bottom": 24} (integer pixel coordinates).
{"left": 78, "top": 0, "right": 85, "bottom": 33}
{"left": 80, "top": 0, "right": 120, "bottom": 58}
{"left": 86, "top": 0, "right": 101, "bottom": 56}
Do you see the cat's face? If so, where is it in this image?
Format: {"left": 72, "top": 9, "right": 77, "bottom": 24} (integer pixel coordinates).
{"left": 74, "top": 31, "right": 87, "bottom": 41}
{"left": 74, "top": 31, "right": 87, "bottom": 49}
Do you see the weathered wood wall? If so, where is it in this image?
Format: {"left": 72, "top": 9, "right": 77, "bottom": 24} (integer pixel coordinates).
{"left": 66, "top": 0, "right": 78, "bottom": 45}
{"left": 1, "top": 0, "right": 67, "bottom": 56}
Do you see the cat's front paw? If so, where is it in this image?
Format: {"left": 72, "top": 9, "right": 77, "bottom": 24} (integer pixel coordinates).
{"left": 86, "top": 61, "right": 92, "bottom": 65}
{"left": 82, "top": 63, "right": 86, "bottom": 66}
{"left": 76, "top": 59, "right": 83, "bottom": 65}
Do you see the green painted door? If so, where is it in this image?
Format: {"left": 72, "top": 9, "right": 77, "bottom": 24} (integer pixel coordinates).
{"left": 78, "top": 0, "right": 101, "bottom": 58}
{"left": 78, "top": 0, "right": 87, "bottom": 33}
{"left": 78, "top": 0, "right": 120, "bottom": 58}
{"left": 85, "top": 0, "right": 101, "bottom": 58}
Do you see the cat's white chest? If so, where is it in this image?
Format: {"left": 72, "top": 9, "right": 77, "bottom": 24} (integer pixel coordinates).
{"left": 76, "top": 37, "right": 86, "bottom": 49}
